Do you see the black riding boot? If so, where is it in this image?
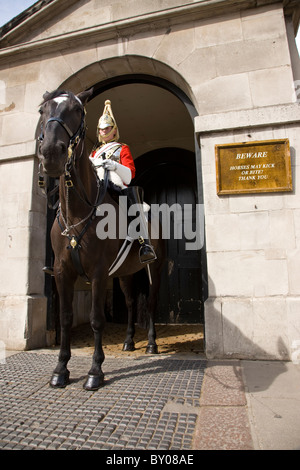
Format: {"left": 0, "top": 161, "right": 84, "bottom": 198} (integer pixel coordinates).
{"left": 122, "top": 186, "right": 157, "bottom": 264}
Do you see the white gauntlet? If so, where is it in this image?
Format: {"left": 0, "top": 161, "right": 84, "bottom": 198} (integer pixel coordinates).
{"left": 102, "top": 159, "right": 116, "bottom": 171}
{"left": 91, "top": 157, "right": 132, "bottom": 187}
{"left": 111, "top": 161, "right": 132, "bottom": 185}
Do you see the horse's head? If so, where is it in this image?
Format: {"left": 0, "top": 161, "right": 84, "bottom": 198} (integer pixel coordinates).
{"left": 37, "top": 88, "right": 93, "bottom": 177}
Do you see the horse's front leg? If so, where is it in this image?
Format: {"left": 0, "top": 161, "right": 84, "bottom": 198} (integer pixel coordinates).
{"left": 146, "top": 269, "right": 159, "bottom": 354}
{"left": 83, "top": 278, "right": 106, "bottom": 391}
{"left": 50, "top": 273, "right": 75, "bottom": 388}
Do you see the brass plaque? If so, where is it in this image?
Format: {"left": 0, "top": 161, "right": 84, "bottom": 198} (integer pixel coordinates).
{"left": 215, "top": 139, "right": 292, "bottom": 195}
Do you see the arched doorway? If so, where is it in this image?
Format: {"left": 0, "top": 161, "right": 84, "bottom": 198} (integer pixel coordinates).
{"left": 45, "top": 74, "right": 207, "bottom": 334}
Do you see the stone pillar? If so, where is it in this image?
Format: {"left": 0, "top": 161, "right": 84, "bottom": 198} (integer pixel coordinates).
{"left": 0, "top": 143, "right": 48, "bottom": 350}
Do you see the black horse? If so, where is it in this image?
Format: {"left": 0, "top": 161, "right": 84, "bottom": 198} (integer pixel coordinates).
{"left": 37, "top": 88, "right": 165, "bottom": 390}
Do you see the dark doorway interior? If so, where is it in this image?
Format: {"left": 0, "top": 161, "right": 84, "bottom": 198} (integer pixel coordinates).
{"left": 114, "top": 147, "right": 204, "bottom": 324}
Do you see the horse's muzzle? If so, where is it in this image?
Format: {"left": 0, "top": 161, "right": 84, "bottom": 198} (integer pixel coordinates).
{"left": 39, "top": 141, "right": 67, "bottom": 177}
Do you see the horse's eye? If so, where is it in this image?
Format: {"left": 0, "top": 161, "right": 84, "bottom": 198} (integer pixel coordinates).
{"left": 39, "top": 108, "right": 43, "bottom": 115}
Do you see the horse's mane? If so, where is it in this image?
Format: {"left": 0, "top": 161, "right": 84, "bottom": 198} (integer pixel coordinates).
{"left": 40, "top": 89, "right": 72, "bottom": 105}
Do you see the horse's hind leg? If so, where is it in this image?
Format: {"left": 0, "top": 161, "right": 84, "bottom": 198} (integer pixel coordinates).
{"left": 83, "top": 279, "right": 106, "bottom": 391}
{"left": 50, "top": 275, "right": 75, "bottom": 388}
{"left": 146, "top": 266, "right": 160, "bottom": 354}
{"left": 118, "top": 276, "right": 136, "bottom": 351}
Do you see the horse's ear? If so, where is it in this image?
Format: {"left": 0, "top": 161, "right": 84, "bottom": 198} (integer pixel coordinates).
{"left": 77, "top": 88, "right": 94, "bottom": 106}
{"left": 42, "top": 91, "right": 50, "bottom": 101}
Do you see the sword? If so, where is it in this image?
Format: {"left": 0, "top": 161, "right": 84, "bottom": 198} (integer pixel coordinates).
{"left": 146, "top": 264, "right": 152, "bottom": 285}
{"left": 108, "top": 235, "right": 135, "bottom": 276}
{"left": 108, "top": 236, "right": 153, "bottom": 285}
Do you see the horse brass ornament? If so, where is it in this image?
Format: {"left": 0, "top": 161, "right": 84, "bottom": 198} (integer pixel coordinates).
{"left": 70, "top": 237, "right": 77, "bottom": 249}
{"left": 37, "top": 89, "right": 165, "bottom": 391}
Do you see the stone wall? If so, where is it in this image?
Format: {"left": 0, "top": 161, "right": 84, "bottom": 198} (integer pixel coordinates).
{"left": 0, "top": 156, "right": 47, "bottom": 349}
{"left": 196, "top": 113, "right": 300, "bottom": 359}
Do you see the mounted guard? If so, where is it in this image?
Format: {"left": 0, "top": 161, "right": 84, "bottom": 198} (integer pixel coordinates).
{"left": 89, "top": 99, "right": 157, "bottom": 271}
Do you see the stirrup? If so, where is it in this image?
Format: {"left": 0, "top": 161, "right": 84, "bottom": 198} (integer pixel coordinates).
{"left": 139, "top": 243, "right": 157, "bottom": 264}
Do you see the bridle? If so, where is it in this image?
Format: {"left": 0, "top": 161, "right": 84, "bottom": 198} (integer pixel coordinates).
{"left": 38, "top": 94, "right": 86, "bottom": 168}
{"left": 37, "top": 92, "right": 107, "bottom": 221}
{"left": 38, "top": 93, "right": 88, "bottom": 203}
{"left": 44, "top": 115, "right": 85, "bottom": 155}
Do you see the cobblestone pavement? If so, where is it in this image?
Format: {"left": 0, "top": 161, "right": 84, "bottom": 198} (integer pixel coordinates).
{"left": 0, "top": 351, "right": 206, "bottom": 451}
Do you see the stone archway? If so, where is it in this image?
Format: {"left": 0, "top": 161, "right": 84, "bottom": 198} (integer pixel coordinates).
{"left": 45, "top": 56, "right": 207, "bottom": 335}
{"left": 61, "top": 55, "right": 198, "bottom": 112}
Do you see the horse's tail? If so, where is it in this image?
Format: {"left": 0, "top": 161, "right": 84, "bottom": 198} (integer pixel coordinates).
{"left": 134, "top": 269, "right": 150, "bottom": 329}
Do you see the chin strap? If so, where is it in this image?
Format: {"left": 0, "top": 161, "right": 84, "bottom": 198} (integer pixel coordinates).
{"left": 99, "top": 126, "right": 118, "bottom": 144}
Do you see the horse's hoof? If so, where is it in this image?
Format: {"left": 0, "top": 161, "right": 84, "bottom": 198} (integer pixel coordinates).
{"left": 50, "top": 370, "right": 70, "bottom": 388}
{"left": 122, "top": 342, "right": 135, "bottom": 351}
{"left": 83, "top": 374, "right": 104, "bottom": 391}
{"left": 146, "top": 344, "right": 158, "bottom": 354}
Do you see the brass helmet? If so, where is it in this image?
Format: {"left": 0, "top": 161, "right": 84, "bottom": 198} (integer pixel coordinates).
{"left": 97, "top": 99, "right": 119, "bottom": 143}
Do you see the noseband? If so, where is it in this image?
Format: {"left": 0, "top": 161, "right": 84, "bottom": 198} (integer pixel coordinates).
{"left": 45, "top": 117, "right": 76, "bottom": 141}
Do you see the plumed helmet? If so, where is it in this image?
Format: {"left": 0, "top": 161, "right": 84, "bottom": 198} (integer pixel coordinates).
{"left": 97, "top": 100, "right": 119, "bottom": 141}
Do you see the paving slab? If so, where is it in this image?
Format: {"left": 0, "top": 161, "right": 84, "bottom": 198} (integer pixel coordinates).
{"left": 241, "top": 360, "right": 300, "bottom": 450}
{"left": 193, "top": 360, "right": 253, "bottom": 450}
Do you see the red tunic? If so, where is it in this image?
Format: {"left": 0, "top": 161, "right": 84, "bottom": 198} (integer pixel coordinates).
{"left": 119, "top": 144, "right": 136, "bottom": 180}
{"left": 90, "top": 143, "right": 136, "bottom": 180}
